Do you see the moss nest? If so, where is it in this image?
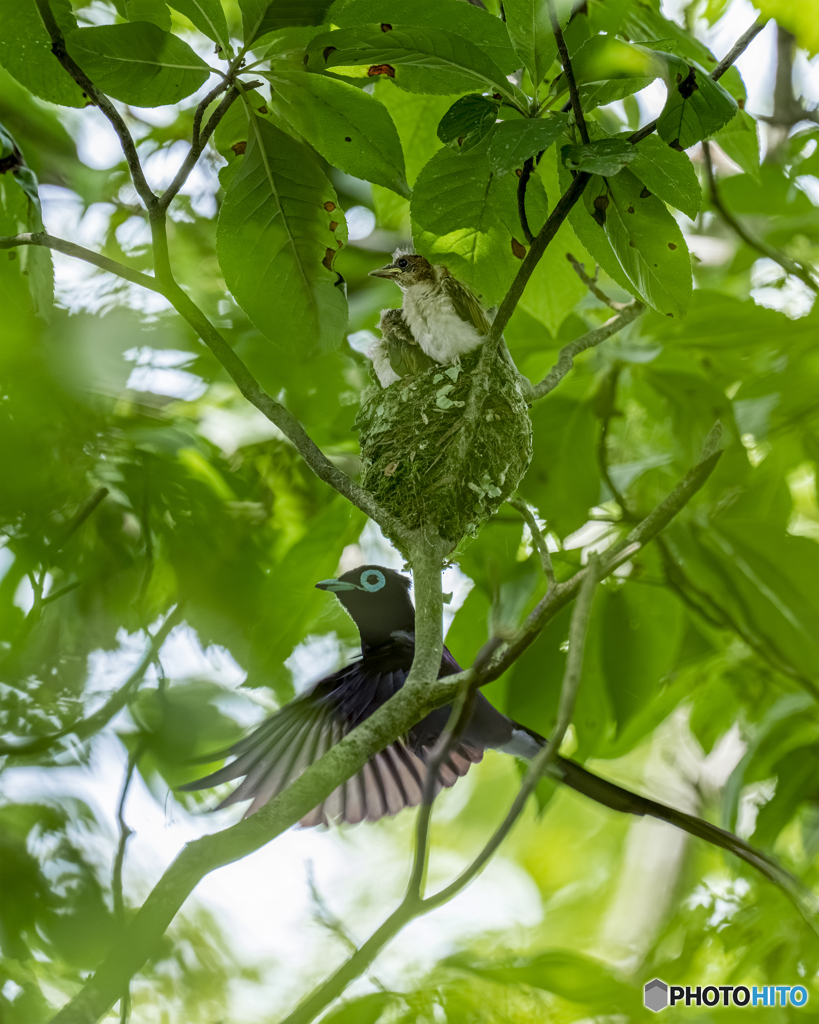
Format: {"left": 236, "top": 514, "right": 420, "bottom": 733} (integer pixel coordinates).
{"left": 356, "top": 351, "right": 533, "bottom": 550}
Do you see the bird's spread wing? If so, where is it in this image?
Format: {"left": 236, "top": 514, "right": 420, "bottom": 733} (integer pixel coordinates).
{"left": 439, "top": 272, "right": 492, "bottom": 335}
{"left": 180, "top": 661, "right": 482, "bottom": 826}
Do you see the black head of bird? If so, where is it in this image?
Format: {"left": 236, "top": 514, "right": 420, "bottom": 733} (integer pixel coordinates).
{"left": 315, "top": 565, "right": 415, "bottom": 649}
{"left": 368, "top": 252, "right": 437, "bottom": 290}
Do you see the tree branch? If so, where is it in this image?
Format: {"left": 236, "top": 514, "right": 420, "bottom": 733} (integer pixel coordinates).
{"left": 509, "top": 498, "right": 555, "bottom": 589}
{"left": 549, "top": 0, "right": 589, "bottom": 144}
{"left": 33, "top": 0, "right": 157, "bottom": 210}
{"left": 516, "top": 157, "right": 535, "bottom": 244}
{"left": 702, "top": 141, "right": 818, "bottom": 293}
{"left": 527, "top": 302, "right": 643, "bottom": 402}
{"left": 567, "top": 253, "right": 628, "bottom": 309}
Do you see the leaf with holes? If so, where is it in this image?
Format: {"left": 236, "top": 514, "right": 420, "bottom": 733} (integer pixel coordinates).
{"left": 310, "top": 26, "right": 526, "bottom": 105}
{"left": 0, "top": 0, "right": 86, "bottom": 107}
{"left": 657, "top": 55, "right": 737, "bottom": 151}
{"left": 628, "top": 134, "right": 702, "bottom": 220}
{"left": 270, "top": 73, "right": 409, "bottom": 195}
{"left": 436, "top": 94, "right": 499, "bottom": 152}
{"left": 240, "top": 0, "right": 333, "bottom": 45}
{"left": 65, "top": 23, "right": 210, "bottom": 106}
{"left": 562, "top": 138, "right": 636, "bottom": 177}
{"left": 487, "top": 115, "right": 568, "bottom": 176}
{"left": 167, "top": 0, "right": 231, "bottom": 51}
{"left": 583, "top": 169, "right": 692, "bottom": 317}
{"left": 216, "top": 117, "right": 348, "bottom": 350}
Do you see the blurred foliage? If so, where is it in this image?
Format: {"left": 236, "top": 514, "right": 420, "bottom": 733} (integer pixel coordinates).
{"left": 2, "top": 0, "right": 819, "bottom": 1022}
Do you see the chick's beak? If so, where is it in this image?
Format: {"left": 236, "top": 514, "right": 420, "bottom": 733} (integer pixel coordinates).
{"left": 315, "top": 578, "right": 361, "bottom": 592}
{"left": 368, "top": 264, "right": 401, "bottom": 279}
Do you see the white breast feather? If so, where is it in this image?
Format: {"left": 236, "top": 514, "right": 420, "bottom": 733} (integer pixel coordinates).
{"left": 367, "top": 339, "right": 400, "bottom": 388}
{"left": 401, "top": 283, "right": 484, "bottom": 364}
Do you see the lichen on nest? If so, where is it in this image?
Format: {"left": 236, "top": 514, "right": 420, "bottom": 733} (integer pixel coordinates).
{"left": 355, "top": 350, "right": 533, "bottom": 550}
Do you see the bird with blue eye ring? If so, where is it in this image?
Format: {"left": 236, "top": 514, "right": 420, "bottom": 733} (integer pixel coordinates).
{"left": 180, "top": 564, "right": 775, "bottom": 865}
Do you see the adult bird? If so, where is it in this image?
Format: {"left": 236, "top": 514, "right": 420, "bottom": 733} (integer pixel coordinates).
{"left": 369, "top": 251, "right": 490, "bottom": 366}
{"left": 179, "top": 564, "right": 795, "bottom": 895}
{"left": 368, "top": 307, "right": 437, "bottom": 388}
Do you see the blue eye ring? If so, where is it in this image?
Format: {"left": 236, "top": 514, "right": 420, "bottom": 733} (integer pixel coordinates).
{"left": 360, "top": 569, "right": 386, "bottom": 592}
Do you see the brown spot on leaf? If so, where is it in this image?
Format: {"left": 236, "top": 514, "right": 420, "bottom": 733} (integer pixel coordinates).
{"left": 457, "top": 136, "right": 465, "bottom": 147}
{"left": 344, "top": 136, "right": 352, "bottom": 142}
{"left": 678, "top": 66, "right": 698, "bottom": 98}
{"left": 257, "top": 105, "right": 268, "bottom": 114}
{"left": 322, "top": 247, "right": 335, "bottom": 271}
{"left": 324, "top": 201, "right": 336, "bottom": 212}
{"left": 380, "top": 22, "right": 392, "bottom": 31}
{"left": 629, "top": 240, "right": 635, "bottom": 247}
{"left": 594, "top": 195, "right": 609, "bottom": 211}
{"left": 668, "top": 242, "right": 677, "bottom": 250}
{"left": 738, "top": 97, "right": 745, "bottom": 110}
{"left": 384, "top": 461, "right": 399, "bottom": 475}
{"left": 231, "top": 141, "right": 246, "bottom": 155}
{"left": 667, "top": 313, "right": 674, "bottom": 317}
{"left": 492, "top": 92, "right": 501, "bottom": 100}
{"left": 368, "top": 64, "right": 395, "bottom": 77}
{"left": 515, "top": 168, "right": 522, "bottom": 178}
{"left": 627, "top": 205, "right": 635, "bottom": 214}
{"left": 303, "top": 54, "right": 309, "bottom": 65}
{"left": 323, "top": 46, "right": 337, "bottom": 61}
{"left": 0, "top": 153, "right": 18, "bottom": 174}
{"left": 511, "top": 238, "right": 526, "bottom": 259}
{"left": 640, "top": 187, "right": 651, "bottom": 198}
{"left": 329, "top": 220, "right": 338, "bottom": 231}
{"left": 337, "top": 239, "right": 343, "bottom": 248}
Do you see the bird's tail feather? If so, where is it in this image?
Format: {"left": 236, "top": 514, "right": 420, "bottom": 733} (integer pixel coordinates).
{"left": 552, "top": 756, "right": 819, "bottom": 930}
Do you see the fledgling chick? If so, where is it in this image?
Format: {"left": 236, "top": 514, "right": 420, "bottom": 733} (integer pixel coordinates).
{"left": 368, "top": 250, "right": 491, "bottom": 365}
{"left": 367, "top": 308, "right": 438, "bottom": 388}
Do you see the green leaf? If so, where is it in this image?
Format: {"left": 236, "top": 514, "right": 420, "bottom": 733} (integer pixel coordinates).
{"left": 572, "top": 34, "right": 667, "bottom": 86}
{"left": 487, "top": 115, "right": 568, "bottom": 176}
{"left": 582, "top": 169, "right": 692, "bottom": 318}
{"left": 320, "top": 992, "right": 397, "bottom": 1024}
{"left": 125, "top": 0, "right": 172, "bottom": 31}
{"left": 0, "top": 0, "right": 86, "bottom": 107}
{"left": 65, "top": 24, "right": 211, "bottom": 107}
{"left": 314, "top": 25, "right": 526, "bottom": 105}
{"left": 628, "top": 134, "right": 702, "bottom": 220}
{"left": 657, "top": 57, "right": 738, "bottom": 151}
{"left": 562, "top": 138, "right": 637, "bottom": 177}
{"left": 328, "top": 0, "right": 520, "bottom": 77}
{"left": 270, "top": 73, "right": 409, "bottom": 195}
{"left": 411, "top": 140, "right": 547, "bottom": 306}
{"left": 373, "top": 81, "right": 457, "bottom": 186}
{"left": 240, "top": 0, "right": 333, "bottom": 45}
{"left": 216, "top": 116, "right": 348, "bottom": 351}
{"left": 503, "top": 0, "right": 572, "bottom": 87}
{"left": 714, "top": 108, "right": 760, "bottom": 182}
{"left": 436, "top": 94, "right": 499, "bottom": 152}
{"left": 747, "top": 0, "right": 819, "bottom": 58}
{"left": 167, "top": 0, "right": 232, "bottom": 52}
{"left": 600, "top": 583, "right": 684, "bottom": 731}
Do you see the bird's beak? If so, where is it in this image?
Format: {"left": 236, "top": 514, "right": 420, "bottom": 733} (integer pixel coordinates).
{"left": 368, "top": 264, "right": 401, "bottom": 279}
{"left": 315, "top": 578, "right": 361, "bottom": 592}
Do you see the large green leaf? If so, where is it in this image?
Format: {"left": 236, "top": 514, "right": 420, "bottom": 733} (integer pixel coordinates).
{"left": 216, "top": 115, "right": 348, "bottom": 351}
{"left": 411, "top": 139, "right": 547, "bottom": 306}
{"left": 125, "top": 0, "right": 172, "bottom": 31}
{"left": 628, "top": 133, "right": 702, "bottom": 220}
{"left": 436, "top": 94, "right": 500, "bottom": 152}
{"left": 65, "top": 23, "right": 211, "bottom": 106}
{"left": 0, "top": 0, "right": 86, "bottom": 107}
{"left": 487, "top": 115, "right": 568, "bottom": 176}
{"left": 581, "top": 169, "right": 692, "bottom": 318}
{"left": 373, "top": 81, "right": 457, "bottom": 185}
{"left": 563, "top": 138, "right": 637, "bottom": 177}
{"left": 714, "top": 108, "right": 760, "bottom": 182}
{"left": 502, "top": 0, "right": 572, "bottom": 87}
{"left": 328, "top": 0, "right": 520, "bottom": 76}
{"left": 240, "top": 0, "right": 333, "bottom": 45}
{"left": 656, "top": 56, "right": 738, "bottom": 151}
{"left": 313, "top": 25, "right": 526, "bottom": 105}
{"left": 270, "top": 72, "right": 409, "bottom": 195}
{"left": 167, "top": 0, "right": 231, "bottom": 51}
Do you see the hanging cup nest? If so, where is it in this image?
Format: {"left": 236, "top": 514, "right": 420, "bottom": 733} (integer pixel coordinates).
{"left": 356, "top": 350, "right": 533, "bottom": 551}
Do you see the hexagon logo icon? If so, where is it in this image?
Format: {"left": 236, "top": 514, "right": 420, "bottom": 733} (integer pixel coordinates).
{"left": 645, "top": 979, "right": 669, "bottom": 1012}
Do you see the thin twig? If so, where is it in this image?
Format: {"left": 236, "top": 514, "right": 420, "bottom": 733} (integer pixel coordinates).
{"left": 549, "top": 0, "right": 589, "bottom": 144}
{"left": 113, "top": 742, "right": 143, "bottom": 1024}
{"left": 527, "top": 302, "right": 644, "bottom": 402}
{"left": 508, "top": 498, "right": 555, "bottom": 590}
{"left": 0, "top": 606, "right": 182, "bottom": 756}
{"left": 702, "top": 141, "right": 818, "bottom": 293}
{"left": 567, "top": 253, "right": 627, "bottom": 310}
{"left": 33, "top": 0, "right": 157, "bottom": 209}
{"left": 516, "top": 157, "right": 535, "bottom": 244}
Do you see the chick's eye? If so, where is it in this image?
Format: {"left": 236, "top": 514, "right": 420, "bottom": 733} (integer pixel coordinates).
{"left": 397, "top": 258, "right": 408, "bottom": 269}
{"left": 360, "top": 570, "right": 386, "bottom": 592}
